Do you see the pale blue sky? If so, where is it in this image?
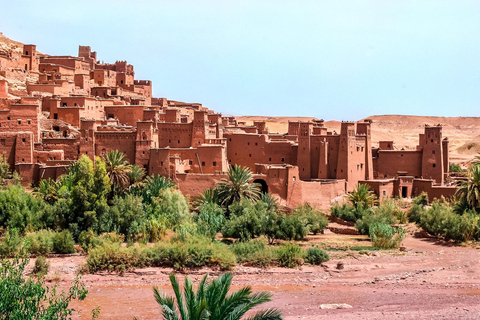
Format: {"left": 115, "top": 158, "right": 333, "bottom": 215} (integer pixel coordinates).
{"left": 1, "top": 0, "right": 479, "bottom": 120}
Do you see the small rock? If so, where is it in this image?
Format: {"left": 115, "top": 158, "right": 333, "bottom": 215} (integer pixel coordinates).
{"left": 336, "top": 262, "right": 344, "bottom": 270}
{"left": 319, "top": 303, "right": 353, "bottom": 310}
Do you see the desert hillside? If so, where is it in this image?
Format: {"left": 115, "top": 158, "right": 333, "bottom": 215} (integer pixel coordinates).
{"left": 237, "top": 114, "right": 480, "bottom": 165}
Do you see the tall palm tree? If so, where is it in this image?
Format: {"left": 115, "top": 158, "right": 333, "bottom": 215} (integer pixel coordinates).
{"left": 217, "top": 165, "right": 261, "bottom": 208}
{"left": 456, "top": 165, "right": 480, "bottom": 212}
{"left": 153, "top": 273, "right": 282, "bottom": 320}
{"left": 347, "top": 183, "right": 377, "bottom": 208}
{"left": 102, "top": 150, "right": 132, "bottom": 192}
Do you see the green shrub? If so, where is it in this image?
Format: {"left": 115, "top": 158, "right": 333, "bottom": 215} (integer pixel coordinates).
{"left": 355, "top": 203, "right": 397, "bottom": 235}
{"left": 331, "top": 203, "right": 369, "bottom": 222}
{"left": 369, "top": 223, "right": 406, "bottom": 249}
{"left": 230, "top": 238, "right": 275, "bottom": 267}
{"left": 100, "top": 194, "right": 145, "bottom": 240}
{"left": 413, "top": 192, "right": 429, "bottom": 207}
{"left": 85, "top": 236, "right": 236, "bottom": 273}
{"left": 85, "top": 242, "right": 140, "bottom": 274}
{"left": 276, "top": 242, "right": 304, "bottom": 268}
{"left": 33, "top": 256, "right": 50, "bottom": 277}
{"left": 292, "top": 204, "right": 329, "bottom": 235}
{"left": 418, "top": 203, "right": 480, "bottom": 241}
{"left": 305, "top": 247, "right": 329, "bottom": 265}
{"left": 0, "top": 228, "right": 22, "bottom": 257}
{"left": 278, "top": 214, "right": 309, "bottom": 241}
{"left": 0, "top": 254, "right": 89, "bottom": 318}
{"left": 408, "top": 203, "right": 424, "bottom": 223}
{"left": 195, "top": 203, "right": 225, "bottom": 240}
{"left": 53, "top": 230, "right": 76, "bottom": 254}
{"left": 222, "top": 200, "right": 267, "bottom": 242}
{"left": 24, "top": 230, "right": 55, "bottom": 255}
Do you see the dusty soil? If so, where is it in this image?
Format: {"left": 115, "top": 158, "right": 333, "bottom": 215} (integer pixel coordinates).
{"left": 33, "top": 228, "right": 480, "bottom": 320}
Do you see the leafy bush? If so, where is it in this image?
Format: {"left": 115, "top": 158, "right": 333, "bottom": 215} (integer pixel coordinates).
{"left": 276, "top": 242, "right": 304, "bottom": 268}
{"left": 25, "top": 230, "right": 55, "bottom": 255}
{"left": 146, "top": 188, "right": 191, "bottom": 229}
{"left": 0, "top": 228, "right": 22, "bottom": 257}
{"left": 195, "top": 203, "right": 225, "bottom": 240}
{"left": 100, "top": 194, "right": 145, "bottom": 240}
{"left": 85, "top": 241, "right": 140, "bottom": 274}
{"left": 449, "top": 163, "right": 463, "bottom": 173}
{"left": 33, "top": 256, "right": 50, "bottom": 277}
{"left": 292, "top": 204, "right": 329, "bottom": 235}
{"left": 278, "top": 213, "right": 309, "bottom": 241}
{"left": 86, "top": 236, "right": 236, "bottom": 273}
{"left": 355, "top": 203, "right": 398, "bottom": 235}
{"left": 230, "top": 238, "right": 275, "bottom": 267}
{"left": 369, "top": 223, "right": 406, "bottom": 249}
{"left": 53, "top": 230, "right": 76, "bottom": 254}
{"left": 331, "top": 203, "right": 370, "bottom": 222}
{"left": 408, "top": 203, "right": 424, "bottom": 223}
{"left": 0, "top": 254, "right": 89, "bottom": 319}
{"left": 418, "top": 203, "right": 480, "bottom": 241}
{"left": 305, "top": 247, "right": 329, "bottom": 265}
{"left": 0, "top": 185, "right": 47, "bottom": 232}
{"left": 222, "top": 200, "right": 267, "bottom": 241}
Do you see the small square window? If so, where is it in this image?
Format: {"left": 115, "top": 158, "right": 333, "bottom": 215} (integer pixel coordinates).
{"left": 189, "top": 160, "right": 193, "bottom": 165}
{"left": 432, "top": 150, "right": 435, "bottom": 154}
{"left": 433, "top": 164, "right": 436, "bottom": 168}
{"left": 213, "top": 161, "right": 217, "bottom": 166}
{"left": 202, "top": 161, "right": 205, "bottom": 166}
{"left": 281, "top": 158, "right": 285, "bottom": 162}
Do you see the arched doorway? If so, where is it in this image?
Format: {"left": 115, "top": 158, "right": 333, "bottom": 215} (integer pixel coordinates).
{"left": 253, "top": 179, "right": 268, "bottom": 194}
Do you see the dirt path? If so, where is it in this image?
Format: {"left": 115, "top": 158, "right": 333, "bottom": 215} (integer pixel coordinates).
{"left": 42, "top": 234, "right": 480, "bottom": 319}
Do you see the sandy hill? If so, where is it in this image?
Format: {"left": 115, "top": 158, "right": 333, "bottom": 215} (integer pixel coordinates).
{"left": 237, "top": 115, "right": 480, "bottom": 165}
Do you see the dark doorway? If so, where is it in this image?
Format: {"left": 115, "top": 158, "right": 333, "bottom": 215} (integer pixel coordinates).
{"left": 401, "top": 186, "right": 408, "bottom": 198}
{"left": 253, "top": 179, "right": 268, "bottom": 194}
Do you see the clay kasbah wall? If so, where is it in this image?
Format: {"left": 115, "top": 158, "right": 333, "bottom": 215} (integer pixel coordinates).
{"left": 0, "top": 33, "right": 457, "bottom": 207}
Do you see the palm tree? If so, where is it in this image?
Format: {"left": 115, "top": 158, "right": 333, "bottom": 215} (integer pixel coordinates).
{"left": 193, "top": 188, "right": 221, "bottom": 210}
{"left": 142, "top": 175, "right": 176, "bottom": 204}
{"left": 128, "top": 165, "right": 146, "bottom": 185}
{"left": 153, "top": 273, "right": 282, "bottom": 320}
{"left": 35, "top": 178, "right": 59, "bottom": 203}
{"left": 102, "top": 150, "right": 132, "bottom": 192}
{"left": 456, "top": 165, "right": 480, "bottom": 212}
{"left": 347, "top": 183, "right": 377, "bottom": 208}
{"left": 217, "top": 165, "right": 261, "bottom": 208}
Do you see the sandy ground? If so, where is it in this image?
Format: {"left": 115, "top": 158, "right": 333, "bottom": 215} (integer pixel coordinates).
{"left": 32, "top": 228, "right": 480, "bottom": 320}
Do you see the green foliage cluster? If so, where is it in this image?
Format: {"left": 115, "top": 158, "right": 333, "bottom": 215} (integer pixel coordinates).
{"left": 416, "top": 202, "right": 480, "bottom": 242}
{"left": 0, "top": 254, "right": 89, "bottom": 319}
{"left": 153, "top": 273, "right": 282, "bottom": 320}
{"left": 449, "top": 162, "right": 463, "bottom": 173}
{"left": 85, "top": 235, "right": 237, "bottom": 273}
{"left": 33, "top": 255, "right": 50, "bottom": 277}
{"left": 230, "top": 238, "right": 276, "bottom": 268}
{"left": 0, "top": 229, "right": 76, "bottom": 257}
{"left": 222, "top": 199, "right": 328, "bottom": 243}
{"left": 305, "top": 247, "right": 330, "bottom": 265}
{"left": 368, "top": 223, "right": 406, "bottom": 249}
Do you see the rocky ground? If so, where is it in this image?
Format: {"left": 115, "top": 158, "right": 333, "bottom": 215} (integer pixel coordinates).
{"left": 32, "top": 227, "right": 480, "bottom": 320}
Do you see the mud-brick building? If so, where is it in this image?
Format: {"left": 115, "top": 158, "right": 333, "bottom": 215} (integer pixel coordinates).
{"left": 0, "top": 34, "right": 458, "bottom": 207}
{"left": 360, "top": 124, "right": 456, "bottom": 199}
